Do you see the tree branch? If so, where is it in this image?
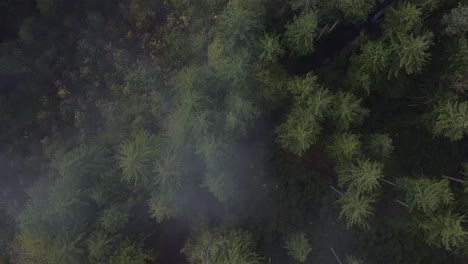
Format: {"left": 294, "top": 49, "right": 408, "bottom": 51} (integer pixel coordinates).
{"left": 395, "top": 199, "right": 409, "bottom": 208}
{"left": 329, "top": 185, "right": 344, "bottom": 196}
{"left": 378, "top": 177, "right": 396, "bottom": 186}
{"left": 330, "top": 247, "right": 343, "bottom": 264}
{"left": 442, "top": 175, "right": 465, "bottom": 184}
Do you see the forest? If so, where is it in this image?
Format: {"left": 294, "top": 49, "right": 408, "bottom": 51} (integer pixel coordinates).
{"left": 0, "top": 0, "right": 467, "bottom": 263}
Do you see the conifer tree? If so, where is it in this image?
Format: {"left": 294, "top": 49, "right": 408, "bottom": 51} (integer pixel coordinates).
{"left": 285, "top": 11, "right": 318, "bottom": 56}
{"left": 110, "top": 239, "right": 154, "bottom": 264}
{"left": 331, "top": 92, "right": 369, "bottom": 132}
{"left": 183, "top": 229, "right": 262, "bottom": 264}
{"left": 327, "top": 132, "right": 362, "bottom": 165}
{"left": 216, "top": 1, "right": 263, "bottom": 52}
{"left": 432, "top": 98, "right": 468, "bottom": 141}
{"left": 277, "top": 107, "right": 321, "bottom": 156}
{"left": 336, "top": 0, "right": 375, "bottom": 19}
{"left": 338, "top": 159, "right": 383, "bottom": 195}
{"left": 88, "top": 231, "right": 117, "bottom": 264}
{"left": 365, "top": 134, "right": 394, "bottom": 161}
{"left": 338, "top": 191, "right": 374, "bottom": 229}
{"left": 259, "top": 33, "right": 284, "bottom": 63}
{"left": 117, "top": 130, "right": 160, "bottom": 187}
{"left": 382, "top": 3, "right": 422, "bottom": 36}
{"left": 390, "top": 33, "right": 432, "bottom": 77}
{"left": 419, "top": 213, "right": 467, "bottom": 251}
{"left": 284, "top": 232, "right": 312, "bottom": 262}
{"left": 442, "top": 3, "right": 468, "bottom": 36}
{"left": 398, "top": 178, "right": 453, "bottom": 214}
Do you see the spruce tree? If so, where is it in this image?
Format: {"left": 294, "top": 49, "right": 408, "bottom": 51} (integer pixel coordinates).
{"left": 419, "top": 213, "right": 467, "bottom": 251}
{"left": 398, "top": 178, "right": 453, "bottom": 214}
{"left": 331, "top": 92, "right": 369, "bottom": 131}
{"left": 338, "top": 191, "right": 374, "bottom": 229}
{"left": 284, "top": 232, "right": 312, "bottom": 263}
{"left": 285, "top": 11, "right": 318, "bottom": 56}
{"left": 432, "top": 98, "right": 468, "bottom": 141}
{"left": 338, "top": 159, "right": 383, "bottom": 195}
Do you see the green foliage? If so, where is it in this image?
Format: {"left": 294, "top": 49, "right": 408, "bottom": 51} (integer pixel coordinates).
{"left": 182, "top": 229, "right": 262, "bottom": 264}
{"left": 129, "top": 0, "right": 156, "bottom": 29}
{"left": 443, "top": 3, "right": 468, "bottom": 36}
{"left": 277, "top": 107, "right": 321, "bottom": 156}
{"left": 365, "top": 134, "right": 393, "bottom": 161}
{"left": 57, "top": 145, "right": 111, "bottom": 179}
{"left": 37, "top": 0, "right": 59, "bottom": 16}
{"left": 331, "top": 92, "right": 369, "bottom": 131}
{"left": 88, "top": 231, "right": 116, "bottom": 263}
{"left": 118, "top": 130, "right": 159, "bottom": 187}
{"left": 390, "top": 33, "right": 432, "bottom": 77}
{"left": 99, "top": 206, "right": 129, "bottom": 234}
{"left": 148, "top": 192, "right": 177, "bottom": 223}
{"left": 336, "top": 0, "right": 375, "bottom": 18}
{"left": 123, "top": 61, "right": 160, "bottom": 95}
{"left": 283, "top": 232, "right": 312, "bottom": 262}
{"left": 398, "top": 178, "right": 453, "bottom": 214}
{"left": 203, "top": 169, "right": 238, "bottom": 203}
{"left": 419, "top": 213, "right": 467, "bottom": 251}
{"left": 327, "top": 132, "right": 362, "bottom": 165}
{"left": 259, "top": 33, "right": 284, "bottom": 63}
{"left": 285, "top": 11, "right": 318, "bottom": 56}
{"left": 383, "top": 3, "right": 422, "bottom": 36}
{"left": 338, "top": 159, "right": 383, "bottom": 195}
{"left": 358, "top": 41, "right": 391, "bottom": 75}
{"left": 225, "top": 94, "right": 259, "bottom": 135}
{"left": 216, "top": 2, "right": 263, "bottom": 52}
{"left": 290, "top": 0, "right": 316, "bottom": 10}
{"left": 110, "top": 240, "right": 154, "bottom": 264}
{"left": 347, "top": 255, "right": 365, "bottom": 264}
{"left": 432, "top": 99, "right": 468, "bottom": 141}
{"left": 153, "top": 151, "right": 183, "bottom": 189}
{"left": 338, "top": 192, "right": 374, "bottom": 229}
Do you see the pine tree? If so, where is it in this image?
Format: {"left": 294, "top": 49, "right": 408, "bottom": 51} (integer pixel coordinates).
{"left": 390, "top": 33, "right": 432, "bottom": 77}
{"left": 359, "top": 41, "right": 390, "bottom": 75}
{"left": 365, "top": 133, "right": 393, "bottom": 161}
{"left": 153, "top": 156, "right": 183, "bottom": 190}
{"left": 88, "top": 231, "right": 117, "bottom": 264}
{"left": 382, "top": 3, "right": 422, "bottom": 37}
{"left": 398, "top": 178, "right": 453, "bottom": 214}
{"left": 258, "top": 33, "right": 284, "bottom": 63}
{"left": 285, "top": 11, "right": 318, "bottom": 56}
{"left": 277, "top": 107, "right": 321, "bottom": 156}
{"left": 338, "top": 159, "right": 383, "bottom": 195}
{"left": 283, "top": 232, "right": 312, "bottom": 262}
{"left": 336, "top": 0, "right": 375, "bottom": 19}
{"left": 57, "top": 145, "right": 111, "bottom": 179}
{"left": 117, "top": 130, "right": 160, "bottom": 187}
{"left": 224, "top": 94, "right": 259, "bottom": 136}
{"left": 110, "top": 239, "right": 154, "bottom": 264}
{"left": 98, "top": 206, "right": 129, "bottom": 234}
{"left": 148, "top": 192, "right": 177, "bottom": 223}
{"left": 432, "top": 98, "right": 468, "bottom": 141}
{"left": 419, "top": 213, "right": 467, "bottom": 251}
{"left": 331, "top": 92, "right": 369, "bottom": 131}
{"left": 216, "top": 1, "right": 263, "bottom": 52}
{"left": 203, "top": 169, "right": 239, "bottom": 203}
{"left": 182, "top": 229, "right": 262, "bottom": 264}
{"left": 442, "top": 3, "right": 468, "bottom": 36}
{"left": 327, "top": 132, "right": 362, "bottom": 165}
{"left": 338, "top": 191, "right": 374, "bottom": 229}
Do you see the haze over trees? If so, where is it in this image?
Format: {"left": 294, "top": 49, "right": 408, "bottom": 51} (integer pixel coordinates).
{"left": 0, "top": 0, "right": 467, "bottom": 263}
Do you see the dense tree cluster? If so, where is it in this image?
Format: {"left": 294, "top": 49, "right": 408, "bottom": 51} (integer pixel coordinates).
{"left": 1, "top": 0, "right": 467, "bottom": 263}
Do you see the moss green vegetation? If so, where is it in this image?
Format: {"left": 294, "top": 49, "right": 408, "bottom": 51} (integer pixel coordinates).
{"left": 1, "top": 0, "right": 467, "bottom": 263}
